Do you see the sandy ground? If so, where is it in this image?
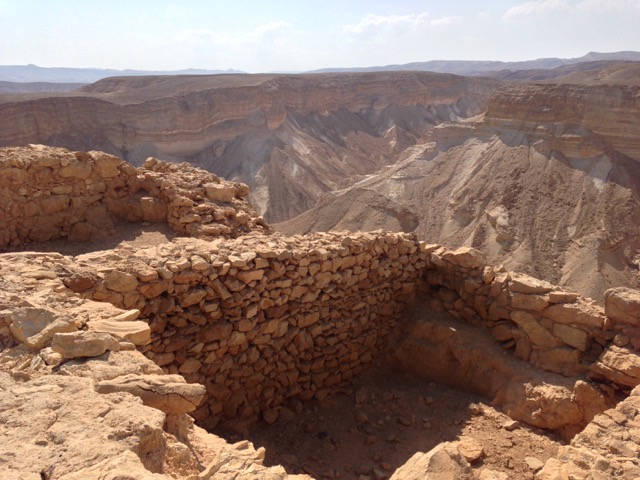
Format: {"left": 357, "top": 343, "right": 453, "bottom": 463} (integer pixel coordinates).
{"left": 3, "top": 222, "right": 177, "bottom": 256}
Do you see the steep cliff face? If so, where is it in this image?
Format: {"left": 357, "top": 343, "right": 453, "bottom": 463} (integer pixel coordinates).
{"left": 0, "top": 72, "right": 499, "bottom": 221}
{"left": 278, "top": 81, "right": 640, "bottom": 301}
{"left": 485, "top": 82, "right": 640, "bottom": 160}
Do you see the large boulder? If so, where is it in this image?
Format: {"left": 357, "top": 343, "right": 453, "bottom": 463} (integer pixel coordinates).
{"left": 605, "top": 287, "right": 640, "bottom": 326}
{"left": 390, "top": 442, "right": 474, "bottom": 480}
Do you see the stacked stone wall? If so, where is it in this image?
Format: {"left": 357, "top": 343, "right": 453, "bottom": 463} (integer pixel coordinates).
{"left": 421, "top": 245, "right": 640, "bottom": 390}
{"left": 2, "top": 145, "right": 640, "bottom": 427}
{"left": 74, "top": 231, "right": 427, "bottom": 428}
{"left": 0, "top": 145, "right": 269, "bottom": 248}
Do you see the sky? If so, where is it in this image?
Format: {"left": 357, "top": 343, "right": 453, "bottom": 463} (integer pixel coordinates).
{"left": 0, "top": 0, "right": 639, "bottom": 73}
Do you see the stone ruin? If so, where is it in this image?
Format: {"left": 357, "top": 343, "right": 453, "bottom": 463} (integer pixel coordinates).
{"left": 1, "top": 145, "right": 639, "bottom": 479}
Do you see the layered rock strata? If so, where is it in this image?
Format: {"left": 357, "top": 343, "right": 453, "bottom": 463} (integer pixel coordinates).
{"left": 485, "top": 82, "right": 640, "bottom": 160}
{"left": 0, "top": 72, "right": 499, "bottom": 221}
{"left": 278, "top": 80, "right": 640, "bottom": 302}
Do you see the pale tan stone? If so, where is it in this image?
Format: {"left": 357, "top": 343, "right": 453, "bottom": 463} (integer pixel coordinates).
{"left": 104, "top": 270, "right": 139, "bottom": 293}
{"left": 510, "top": 273, "right": 555, "bottom": 294}
{"left": 88, "top": 319, "right": 151, "bottom": 346}
{"left": 457, "top": 436, "right": 484, "bottom": 462}
{"left": 591, "top": 345, "right": 640, "bottom": 387}
{"left": 96, "top": 373, "right": 206, "bottom": 414}
{"left": 51, "top": 331, "right": 121, "bottom": 359}
{"left": 510, "top": 310, "right": 556, "bottom": 348}
{"left": 204, "top": 183, "right": 235, "bottom": 202}
{"left": 543, "top": 303, "right": 605, "bottom": 328}
{"left": 9, "top": 307, "right": 78, "bottom": 350}
{"left": 511, "top": 292, "right": 549, "bottom": 311}
{"left": 553, "top": 323, "right": 589, "bottom": 351}
{"left": 605, "top": 287, "right": 640, "bottom": 326}
{"left": 390, "top": 442, "right": 473, "bottom": 480}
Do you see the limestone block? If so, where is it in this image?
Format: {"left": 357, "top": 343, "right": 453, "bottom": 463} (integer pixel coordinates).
{"left": 9, "top": 307, "right": 78, "bottom": 350}
{"left": 531, "top": 347, "right": 582, "bottom": 376}
{"left": 104, "top": 270, "right": 139, "bottom": 293}
{"left": 59, "top": 161, "right": 93, "bottom": 179}
{"left": 95, "top": 373, "right": 206, "bottom": 414}
{"left": 62, "top": 270, "right": 101, "bottom": 292}
{"left": 201, "top": 323, "right": 233, "bottom": 342}
{"left": 67, "top": 222, "right": 94, "bottom": 242}
{"left": 442, "top": 247, "right": 487, "bottom": 269}
{"left": 591, "top": 345, "right": 640, "bottom": 387}
{"left": 140, "top": 197, "right": 167, "bottom": 223}
{"left": 457, "top": 436, "right": 484, "bottom": 463}
{"left": 510, "top": 311, "right": 556, "bottom": 348}
{"left": 236, "top": 269, "right": 264, "bottom": 283}
{"left": 491, "top": 324, "right": 514, "bottom": 341}
{"left": 88, "top": 319, "right": 150, "bottom": 346}
{"left": 553, "top": 324, "right": 589, "bottom": 351}
{"left": 511, "top": 293, "right": 549, "bottom": 311}
{"left": 179, "top": 358, "right": 202, "bottom": 374}
{"left": 41, "top": 194, "right": 70, "bottom": 214}
{"left": 234, "top": 182, "right": 250, "bottom": 198}
{"left": 204, "top": 183, "right": 235, "bottom": 203}
{"left": 605, "top": 287, "right": 640, "bottom": 326}
{"left": 228, "top": 331, "right": 247, "bottom": 347}
{"left": 548, "top": 291, "right": 579, "bottom": 304}
{"left": 0, "top": 167, "right": 28, "bottom": 186}
{"left": 51, "top": 331, "right": 121, "bottom": 359}
{"left": 543, "top": 303, "right": 604, "bottom": 328}
{"left": 93, "top": 153, "right": 121, "bottom": 178}
{"left": 181, "top": 288, "right": 207, "bottom": 308}
{"left": 58, "top": 350, "right": 163, "bottom": 382}
{"left": 510, "top": 273, "right": 555, "bottom": 294}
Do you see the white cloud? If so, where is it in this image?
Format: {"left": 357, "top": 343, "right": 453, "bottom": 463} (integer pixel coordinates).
{"left": 503, "top": 0, "right": 568, "bottom": 19}
{"left": 430, "top": 16, "right": 461, "bottom": 27}
{"left": 343, "top": 13, "right": 430, "bottom": 35}
{"left": 577, "top": 0, "right": 640, "bottom": 11}
{"left": 177, "top": 21, "right": 291, "bottom": 46}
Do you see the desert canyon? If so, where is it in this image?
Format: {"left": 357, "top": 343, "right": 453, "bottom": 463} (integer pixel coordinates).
{"left": 1, "top": 57, "right": 640, "bottom": 480}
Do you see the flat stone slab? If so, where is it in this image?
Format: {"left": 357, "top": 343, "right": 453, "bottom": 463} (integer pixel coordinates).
{"left": 96, "top": 373, "right": 206, "bottom": 414}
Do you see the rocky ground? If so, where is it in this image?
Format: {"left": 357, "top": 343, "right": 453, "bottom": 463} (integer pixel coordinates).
{"left": 228, "top": 364, "right": 562, "bottom": 480}
{"left": 1, "top": 145, "right": 640, "bottom": 480}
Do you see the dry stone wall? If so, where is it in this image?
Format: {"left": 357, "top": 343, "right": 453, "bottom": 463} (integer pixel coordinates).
{"left": 421, "top": 245, "right": 640, "bottom": 391}
{"left": 0, "top": 145, "right": 269, "bottom": 248}
{"left": 74, "top": 231, "right": 427, "bottom": 428}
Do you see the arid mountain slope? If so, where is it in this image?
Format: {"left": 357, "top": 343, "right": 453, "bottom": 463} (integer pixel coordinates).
{"left": 0, "top": 72, "right": 499, "bottom": 222}
{"left": 278, "top": 79, "right": 640, "bottom": 301}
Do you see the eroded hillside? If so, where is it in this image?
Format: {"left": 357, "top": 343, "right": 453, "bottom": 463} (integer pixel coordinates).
{"left": 278, "top": 70, "right": 640, "bottom": 302}
{"left": 0, "top": 72, "right": 498, "bottom": 223}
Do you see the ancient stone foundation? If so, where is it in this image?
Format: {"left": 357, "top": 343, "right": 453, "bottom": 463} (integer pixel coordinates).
{"left": 0, "top": 144, "right": 269, "bottom": 248}
{"left": 2, "top": 146, "right": 640, "bottom": 479}
{"left": 72, "top": 232, "right": 426, "bottom": 429}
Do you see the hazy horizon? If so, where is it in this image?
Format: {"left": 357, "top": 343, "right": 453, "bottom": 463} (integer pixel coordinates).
{"left": 1, "top": 0, "right": 639, "bottom": 73}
